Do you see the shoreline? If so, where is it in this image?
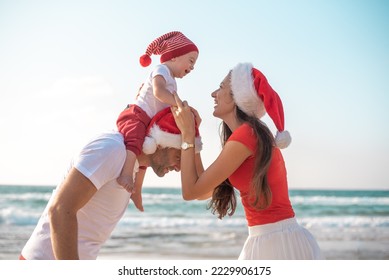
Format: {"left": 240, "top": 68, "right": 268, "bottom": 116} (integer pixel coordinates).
{"left": 3, "top": 240, "right": 387, "bottom": 260}
{"left": 96, "top": 241, "right": 389, "bottom": 260}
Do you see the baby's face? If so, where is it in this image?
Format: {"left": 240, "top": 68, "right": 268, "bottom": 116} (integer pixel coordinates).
{"left": 172, "top": 51, "right": 198, "bottom": 78}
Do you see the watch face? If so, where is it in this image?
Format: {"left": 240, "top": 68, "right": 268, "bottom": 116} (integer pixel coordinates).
{"left": 181, "top": 142, "right": 194, "bottom": 150}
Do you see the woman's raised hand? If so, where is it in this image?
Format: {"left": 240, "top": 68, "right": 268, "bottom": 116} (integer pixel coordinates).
{"left": 171, "top": 92, "right": 197, "bottom": 137}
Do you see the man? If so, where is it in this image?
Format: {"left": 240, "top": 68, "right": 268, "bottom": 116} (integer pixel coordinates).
{"left": 20, "top": 107, "right": 202, "bottom": 260}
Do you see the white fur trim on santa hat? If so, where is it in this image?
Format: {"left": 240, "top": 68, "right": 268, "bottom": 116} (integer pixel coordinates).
{"left": 142, "top": 124, "right": 202, "bottom": 154}
{"left": 275, "top": 130, "right": 292, "bottom": 149}
{"left": 230, "top": 63, "right": 265, "bottom": 118}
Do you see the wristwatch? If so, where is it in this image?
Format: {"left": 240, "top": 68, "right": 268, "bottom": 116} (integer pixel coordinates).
{"left": 181, "top": 142, "right": 195, "bottom": 150}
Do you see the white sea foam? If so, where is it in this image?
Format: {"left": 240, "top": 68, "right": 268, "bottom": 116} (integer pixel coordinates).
{"left": 291, "top": 195, "right": 389, "bottom": 206}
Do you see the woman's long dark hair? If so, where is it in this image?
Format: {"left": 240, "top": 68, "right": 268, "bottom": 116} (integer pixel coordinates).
{"left": 207, "top": 107, "right": 275, "bottom": 219}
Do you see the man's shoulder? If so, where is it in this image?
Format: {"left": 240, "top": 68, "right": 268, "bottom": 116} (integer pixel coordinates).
{"left": 91, "top": 130, "right": 125, "bottom": 147}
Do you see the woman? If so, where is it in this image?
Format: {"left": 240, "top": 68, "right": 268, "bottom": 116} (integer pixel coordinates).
{"left": 171, "top": 62, "right": 322, "bottom": 259}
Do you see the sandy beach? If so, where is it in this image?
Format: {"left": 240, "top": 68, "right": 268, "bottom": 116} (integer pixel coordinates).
{"left": 96, "top": 240, "right": 389, "bottom": 260}
{"left": 1, "top": 224, "right": 388, "bottom": 260}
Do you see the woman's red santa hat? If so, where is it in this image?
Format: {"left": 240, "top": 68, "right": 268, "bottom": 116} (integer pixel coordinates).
{"left": 230, "top": 62, "right": 292, "bottom": 149}
{"left": 142, "top": 107, "right": 202, "bottom": 154}
{"left": 139, "top": 31, "right": 199, "bottom": 67}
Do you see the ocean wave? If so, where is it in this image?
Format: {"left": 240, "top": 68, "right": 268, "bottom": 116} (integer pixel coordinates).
{"left": 291, "top": 195, "right": 389, "bottom": 206}
{"left": 0, "top": 207, "right": 44, "bottom": 226}
{"left": 1, "top": 186, "right": 388, "bottom": 230}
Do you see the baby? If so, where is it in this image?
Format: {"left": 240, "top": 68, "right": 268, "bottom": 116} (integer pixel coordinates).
{"left": 116, "top": 31, "right": 199, "bottom": 195}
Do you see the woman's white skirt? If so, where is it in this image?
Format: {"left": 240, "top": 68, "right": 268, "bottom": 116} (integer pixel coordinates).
{"left": 239, "top": 217, "right": 323, "bottom": 260}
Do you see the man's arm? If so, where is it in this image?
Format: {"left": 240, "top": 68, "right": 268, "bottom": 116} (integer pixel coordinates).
{"left": 48, "top": 167, "right": 97, "bottom": 259}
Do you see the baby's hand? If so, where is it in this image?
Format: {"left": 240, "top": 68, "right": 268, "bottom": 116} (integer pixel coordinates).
{"left": 117, "top": 175, "right": 134, "bottom": 193}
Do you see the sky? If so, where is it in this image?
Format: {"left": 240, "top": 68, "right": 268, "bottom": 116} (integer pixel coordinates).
{"left": 0, "top": 0, "right": 388, "bottom": 190}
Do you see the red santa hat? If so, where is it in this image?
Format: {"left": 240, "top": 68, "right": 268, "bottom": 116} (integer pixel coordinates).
{"left": 142, "top": 107, "right": 202, "bottom": 154}
{"left": 139, "top": 31, "right": 199, "bottom": 67}
{"left": 230, "top": 63, "right": 292, "bottom": 149}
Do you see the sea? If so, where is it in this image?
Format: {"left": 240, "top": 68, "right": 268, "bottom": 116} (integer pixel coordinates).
{"left": 0, "top": 185, "right": 388, "bottom": 260}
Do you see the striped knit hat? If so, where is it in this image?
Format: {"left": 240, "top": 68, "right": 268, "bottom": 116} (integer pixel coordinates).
{"left": 139, "top": 31, "right": 199, "bottom": 67}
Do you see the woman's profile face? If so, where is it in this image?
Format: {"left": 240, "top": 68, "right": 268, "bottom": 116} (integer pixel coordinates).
{"left": 211, "top": 73, "right": 235, "bottom": 118}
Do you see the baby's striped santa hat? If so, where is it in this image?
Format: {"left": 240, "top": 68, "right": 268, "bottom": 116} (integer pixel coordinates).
{"left": 139, "top": 31, "right": 199, "bottom": 67}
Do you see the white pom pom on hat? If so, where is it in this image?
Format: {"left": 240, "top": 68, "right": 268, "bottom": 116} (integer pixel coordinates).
{"left": 275, "top": 130, "right": 292, "bottom": 149}
{"left": 230, "top": 63, "right": 292, "bottom": 149}
{"left": 142, "top": 107, "right": 202, "bottom": 154}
